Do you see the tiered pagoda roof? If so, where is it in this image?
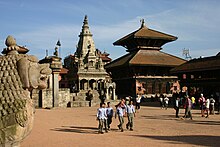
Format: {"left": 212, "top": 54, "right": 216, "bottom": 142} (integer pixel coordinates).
{"left": 113, "top": 20, "right": 177, "bottom": 52}
{"left": 105, "top": 20, "right": 185, "bottom": 69}
{"left": 105, "top": 50, "right": 185, "bottom": 69}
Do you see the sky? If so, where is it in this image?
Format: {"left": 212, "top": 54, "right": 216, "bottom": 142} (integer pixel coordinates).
{"left": 0, "top": 0, "right": 220, "bottom": 61}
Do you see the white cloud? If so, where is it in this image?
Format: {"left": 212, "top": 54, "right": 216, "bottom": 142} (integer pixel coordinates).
{"left": 1, "top": 1, "right": 219, "bottom": 61}
{"left": 8, "top": 18, "right": 140, "bottom": 60}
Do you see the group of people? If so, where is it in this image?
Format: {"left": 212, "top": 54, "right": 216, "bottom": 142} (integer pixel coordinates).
{"left": 96, "top": 102, "right": 114, "bottom": 134}
{"left": 198, "top": 93, "right": 215, "bottom": 118}
{"left": 96, "top": 96, "right": 141, "bottom": 134}
{"left": 174, "top": 93, "right": 216, "bottom": 119}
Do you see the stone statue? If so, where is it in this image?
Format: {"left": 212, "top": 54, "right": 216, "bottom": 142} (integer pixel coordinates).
{"left": 53, "top": 46, "right": 58, "bottom": 57}
{"left": 0, "top": 36, "right": 51, "bottom": 147}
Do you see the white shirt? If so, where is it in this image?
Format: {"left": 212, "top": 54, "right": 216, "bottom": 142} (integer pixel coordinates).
{"left": 116, "top": 106, "right": 124, "bottom": 117}
{"left": 206, "top": 99, "right": 210, "bottom": 109}
{"left": 136, "top": 96, "right": 141, "bottom": 103}
{"left": 97, "top": 108, "right": 107, "bottom": 119}
{"left": 164, "top": 97, "right": 169, "bottom": 104}
{"left": 176, "top": 99, "right": 179, "bottom": 107}
{"left": 210, "top": 98, "right": 215, "bottom": 105}
{"left": 126, "top": 104, "right": 135, "bottom": 114}
{"left": 106, "top": 107, "right": 113, "bottom": 117}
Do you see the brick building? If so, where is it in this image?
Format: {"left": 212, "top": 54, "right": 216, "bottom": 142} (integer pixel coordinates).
{"left": 171, "top": 53, "right": 220, "bottom": 98}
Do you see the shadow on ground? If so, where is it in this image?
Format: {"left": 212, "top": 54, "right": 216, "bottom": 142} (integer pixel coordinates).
{"left": 51, "top": 126, "right": 98, "bottom": 134}
{"left": 180, "top": 120, "right": 220, "bottom": 126}
{"left": 142, "top": 114, "right": 220, "bottom": 126}
{"left": 141, "top": 114, "right": 177, "bottom": 121}
{"left": 131, "top": 134, "right": 220, "bottom": 147}
{"left": 51, "top": 126, "right": 118, "bottom": 134}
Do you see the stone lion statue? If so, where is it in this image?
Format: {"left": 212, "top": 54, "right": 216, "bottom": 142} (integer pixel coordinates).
{"left": 0, "top": 36, "right": 51, "bottom": 147}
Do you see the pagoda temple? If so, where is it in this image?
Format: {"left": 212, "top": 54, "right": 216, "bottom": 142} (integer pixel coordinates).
{"left": 105, "top": 20, "right": 186, "bottom": 98}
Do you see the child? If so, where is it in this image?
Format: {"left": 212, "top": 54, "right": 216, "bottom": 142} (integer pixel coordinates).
{"left": 191, "top": 96, "right": 196, "bottom": 109}
{"left": 115, "top": 103, "right": 125, "bottom": 132}
{"left": 205, "top": 98, "right": 210, "bottom": 118}
{"left": 126, "top": 101, "right": 136, "bottom": 131}
{"left": 159, "top": 94, "right": 164, "bottom": 109}
{"left": 164, "top": 95, "right": 169, "bottom": 110}
{"left": 210, "top": 95, "right": 215, "bottom": 115}
{"left": 97, "top": 103, "right": 107, "bottom": 134}
{"left": 136, "top": 94, "right": 141, "bottom": 111}
{"left": 106, "top": 102, "right": 114, "bottom": 130}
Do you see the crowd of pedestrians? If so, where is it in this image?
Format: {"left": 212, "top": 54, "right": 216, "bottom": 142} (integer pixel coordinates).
{"left": 96, "top": 90, "right": 220, "bottom": 134}
{"left": 172, "top": 91, "right": 219, "bottom": 120}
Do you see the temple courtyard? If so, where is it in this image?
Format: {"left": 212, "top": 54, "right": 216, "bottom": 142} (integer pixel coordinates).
{"left": 21, "top": 103, "right": 220, "bottom": 147}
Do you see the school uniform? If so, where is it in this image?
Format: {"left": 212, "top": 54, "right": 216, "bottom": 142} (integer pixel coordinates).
{"left": 116, "top": 106, "right": 124, "bottom": 131}
{"left": 106, "top": 107, "right": 113, "bottom": 129}
{"left": 97, "top": 107, "right": 107, "bottom": 133}
{"left": 126, "top": 104, "right": 135, "bottom": 130}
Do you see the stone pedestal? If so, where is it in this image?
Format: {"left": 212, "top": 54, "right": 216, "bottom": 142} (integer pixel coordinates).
{"left": 39, "top": 56, "right": 62, "bottom": 108}
{"left": 52, "top": 72, "right": 59, "bottom": 107}
{"left": 50, "top": 58, "right": 62, "bottom": 107}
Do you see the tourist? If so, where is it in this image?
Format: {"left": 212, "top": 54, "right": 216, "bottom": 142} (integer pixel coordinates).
{"left": 115, "top": 103, "right": 125, "bottom": 132}
{"left": 136, "top": 94, "right": 142, "bottom": 111}
{"left": 184, "top": 95, "right": 193, "bottom": 120}
{"left": 126, "top": 101, "right": 136, "bottom": 131}
{"left": 97, "top": 103, "right": 107, "bottom": 134}
{"left": 198, "top": 93, "right": 206, "bottom": 117}
{"left": 174, "top": 97, "right": 180, "bottom": 118}
{"left": 191, "top": 96, "right": 196, "bottom": 109}
{"left": 210, "top": 95, "right": 215, "bottom": 115}
{"left": 205, "top": 97, "right": 210, "bottom": 118}
{"left": 164, "top": 95, "right": 169, "bottom": 110}
{"left": 159, "top": 94, "right": 164, "bottom": 109}
{"left": 106, "top": 102, "right": 114, "bottom": 130}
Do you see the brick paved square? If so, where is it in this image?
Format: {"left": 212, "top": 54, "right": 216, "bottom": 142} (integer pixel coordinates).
{"left": 21, "top": 106, "right": 220, "bottom": 147}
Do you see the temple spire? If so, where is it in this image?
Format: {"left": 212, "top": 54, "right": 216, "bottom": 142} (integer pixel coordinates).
{"left": 76, "top": 15, "right": 96, "bottom": 66}
{"left": 80, "top": 15, "right": 92, "bottom": 36}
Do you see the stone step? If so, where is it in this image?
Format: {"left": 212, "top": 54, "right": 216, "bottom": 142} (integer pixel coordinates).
{"left": 71, "top": 101, "right": 90, "bottom": 107}
{"left": 70, "top": 100, "right": 100, "bottom": 107}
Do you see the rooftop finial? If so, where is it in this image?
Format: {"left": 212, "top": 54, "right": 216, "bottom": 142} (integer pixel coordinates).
{"left": 46, "top": 49, "right": 48, "bottom": 57}
{"left": 56, "top": 39, "right": 61, "bottom": 47}
{"left": 140, "top": 19, "right": 146, "bottom": 28}
{"left": 83, "top": 15, "right": 88, "bottom": 26}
